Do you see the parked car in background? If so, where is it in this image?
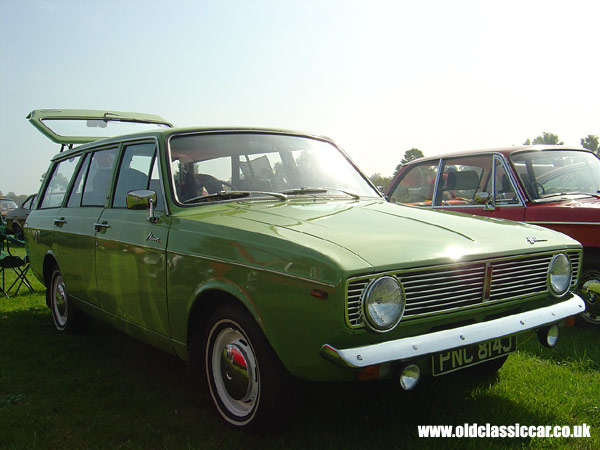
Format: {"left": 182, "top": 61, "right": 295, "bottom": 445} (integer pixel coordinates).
{"left": 5, "top": 194, "right": 36, "bottom": 239}
{"left": 0, "top": 197, "right": 17, "bottom": 219}
{"left": 386, "top": 146, "right": 600, "bottom": 326}
{"left": 26, "top": 110, "right": 585, "bottom": 429}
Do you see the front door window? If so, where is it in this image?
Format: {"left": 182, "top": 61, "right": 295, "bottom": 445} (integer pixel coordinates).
{"left": 81, "top": 148, "right": 118, "bottom": 207}
{"left": 113, "top": 143, "right": 157, "bottom": 208}
{"left": 388, "top": 161, "right": 440, "bottom": 206}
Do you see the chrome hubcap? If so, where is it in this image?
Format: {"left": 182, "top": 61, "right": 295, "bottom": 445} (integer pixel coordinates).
{"left": 211, "top": 326, "right": 259, "bottom": 418}
{"left": 53, "top": 275, "right": 68, "bottom": 326}
{"left": 579, "top": 274, "right": 600, "bottom": 324}
{"left": 221, "top": 343, "right": 251, "bottom": 400}
{"left": 581, "top": 279, "right": 600, "bottom": 322}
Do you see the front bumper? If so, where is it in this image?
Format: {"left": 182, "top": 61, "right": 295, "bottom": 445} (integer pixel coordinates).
{"left": 321, "top": 293, "right": 585, "bottom": 369}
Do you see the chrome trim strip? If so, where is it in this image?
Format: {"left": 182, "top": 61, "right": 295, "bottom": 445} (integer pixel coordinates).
{"left": 431, "top": 158, "right": 444, "bottom": 206}
{"left": 323, "top": 294, "right": 585, "bottom": 368}
{"left": 167, "top": 250, "right": 337, "bottom": 288}
{"left": 95, "top": 236, "right": 165, "bottom": 252}
{"left": 527, "top": 221, "right": 600, "bottom": 226}
{"left": 435, "top": 204, "right": 524, "bottom": 209}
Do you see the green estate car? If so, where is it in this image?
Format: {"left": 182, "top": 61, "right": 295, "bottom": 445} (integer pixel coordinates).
{"left": 25, "top": 109, "right": 585, "bottom": 429}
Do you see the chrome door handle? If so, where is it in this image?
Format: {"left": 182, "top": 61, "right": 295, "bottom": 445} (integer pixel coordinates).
{"left": 93, "top": 222, "right": 110, "bottom": 231}
{"left": 54, "top": 218, "right": 66, "bottom": 226}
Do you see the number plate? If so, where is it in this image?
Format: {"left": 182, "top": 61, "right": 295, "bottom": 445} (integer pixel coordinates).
{"left": 432, "top": 336, "right": 517, "bottom": 376}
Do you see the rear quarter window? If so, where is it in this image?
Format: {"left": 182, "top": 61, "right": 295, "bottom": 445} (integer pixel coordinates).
{"left": 39, "top": 156, "right": 81, "bottom": 209}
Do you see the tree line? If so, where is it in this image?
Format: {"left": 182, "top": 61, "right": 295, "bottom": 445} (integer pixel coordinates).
{"left": 0, "top": 191, "right": 31, "bottom": 206}
{"left": 369, "top": 132, "right": 600, "bottom": 191}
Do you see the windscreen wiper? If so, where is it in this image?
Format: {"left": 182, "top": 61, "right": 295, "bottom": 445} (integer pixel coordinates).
{"left": 540, "top": 191, "right": 600, "bottom": 199}
{"left": 183, "top": 191, "right": 287, "bottom": 204}
{"left": 281, "top": 187, "right": 360, "bottom": 199}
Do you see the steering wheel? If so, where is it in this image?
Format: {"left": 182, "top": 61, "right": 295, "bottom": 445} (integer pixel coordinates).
{"left": 532, "top": 182, "right": 545, "bottom": 198}
{"left": 219, "top": 180, "right": 238, "bottom": 190}
{"left": 196, "top": 174, "right": 238, "bottom": 193}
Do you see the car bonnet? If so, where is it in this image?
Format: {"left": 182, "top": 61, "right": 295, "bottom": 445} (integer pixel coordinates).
{"left": 225, "top": 199, "right": 580, "bottom": 269}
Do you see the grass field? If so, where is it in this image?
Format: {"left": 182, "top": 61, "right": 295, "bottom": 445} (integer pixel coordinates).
{"left": 1, "top": 250, "right": 599, "bottom": 449}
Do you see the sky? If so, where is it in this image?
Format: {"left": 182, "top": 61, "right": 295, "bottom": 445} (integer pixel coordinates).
{"left": 2, "top": 0, "right": 600, "bottom": 196}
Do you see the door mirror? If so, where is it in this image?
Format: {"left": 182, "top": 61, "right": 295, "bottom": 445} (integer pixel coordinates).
{"left": 474, "top": 191, "right": 495, "bottom": 211}
{"left": 126, "top": 190, "right": 158, "bottom": 223}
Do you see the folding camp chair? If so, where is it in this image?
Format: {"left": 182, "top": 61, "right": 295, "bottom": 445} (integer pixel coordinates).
{"left": 0, "top": 218, "right": 33, "bottom": 297}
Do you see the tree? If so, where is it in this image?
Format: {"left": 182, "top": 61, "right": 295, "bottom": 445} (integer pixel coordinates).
{"left": 401, "top": 148, "right": 424, "bottom": 165}
{"left": 523, "top": 132, "right": 563, "bottom": 145}
{"left": 581, "top": 134, "right": 599, "bottom": 154}
{"left": 369, "top": 173, "right": 392, "bottom": 192}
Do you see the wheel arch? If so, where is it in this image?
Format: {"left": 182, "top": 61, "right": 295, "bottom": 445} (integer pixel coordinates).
{"left": 42, "top": 253, "right": 59, "bottom": 285}
{"left": 186, "top": 281, "right": 264, "bottom": 367}
{"left": 582, "top": 247, "right": 600, "bottom": 270}
{"left": 42, "top": 253, "right": 59, "bottom": 306}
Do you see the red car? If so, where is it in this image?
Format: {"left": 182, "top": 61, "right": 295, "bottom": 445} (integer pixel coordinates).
{"left": 386, "top": 145, "right": 600, "bottom": 326}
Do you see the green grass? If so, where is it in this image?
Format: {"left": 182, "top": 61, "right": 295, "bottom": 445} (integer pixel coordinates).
{"left": 1, "top": 250, "right": 599, "bottom": 449}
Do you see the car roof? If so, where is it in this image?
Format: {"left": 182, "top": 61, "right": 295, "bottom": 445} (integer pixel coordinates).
{"left": 49, "top": 126, "right": 335, "bottom": 161}
{"left": 406, "top": 145, "right": 593, "bottom": 164}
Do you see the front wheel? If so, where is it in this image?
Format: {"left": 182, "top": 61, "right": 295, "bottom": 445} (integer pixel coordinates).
{"left": 203, "top": 305, "right": 291, "bottom": 429}
{"left": 577, "top": 268, "right": 600, "bottom": 326}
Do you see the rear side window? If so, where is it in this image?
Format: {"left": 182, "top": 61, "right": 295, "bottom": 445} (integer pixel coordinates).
{"left": 66, "top": 153, "right": 90, "bottom": 208}
{"left": 81, "top": 148, "right": 118, "bottom": 207}
{"left": 40, "top": 156, "right": 81, "bottom": 209}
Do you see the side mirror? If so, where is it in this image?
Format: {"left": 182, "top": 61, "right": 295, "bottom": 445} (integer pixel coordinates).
{"left": 126, "top": 190, "right": 158, "bottom": 223}
{"left": 474, "top": 191, "right": 495, "bottom": 211}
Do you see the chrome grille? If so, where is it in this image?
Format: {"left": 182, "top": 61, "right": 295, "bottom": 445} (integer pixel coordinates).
{"left": 488, "top": 254, "right": 553, "bottom": 301}
{"left": 567, "top": 250, "right": 581, "bottom": 288}
{"left": 346, "top": 250, "right": 582, "bottom": 328}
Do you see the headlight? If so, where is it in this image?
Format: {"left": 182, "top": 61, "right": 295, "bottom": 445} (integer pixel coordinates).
{"left": 548, "top": 253, "right": 571, "bottom": 297}
{"left": 362, "top": 276, "right": 405, "bottom": 332}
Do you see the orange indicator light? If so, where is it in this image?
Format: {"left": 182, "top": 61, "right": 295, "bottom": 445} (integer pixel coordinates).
{"left": 310, "top": 289, "right": 329, "bottom": 299}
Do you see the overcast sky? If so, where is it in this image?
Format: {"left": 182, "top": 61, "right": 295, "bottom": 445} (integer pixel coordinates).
{"left": 2, "top": 0, "right": 600, "bottom": 195}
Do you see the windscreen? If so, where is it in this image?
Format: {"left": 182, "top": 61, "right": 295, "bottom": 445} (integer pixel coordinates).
{"left": 510, "top": 150, "right": 600, "bottom": 201}
{"left": 168, "top": 133, "right": 379, "bottom": 203}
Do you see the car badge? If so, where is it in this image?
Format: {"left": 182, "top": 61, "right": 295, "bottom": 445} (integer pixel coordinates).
{"left": 146, "top": 232, "right": 160, "bottom": 243}
{"left": 526, "top": 236, "right": 547, "bottom": 245}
